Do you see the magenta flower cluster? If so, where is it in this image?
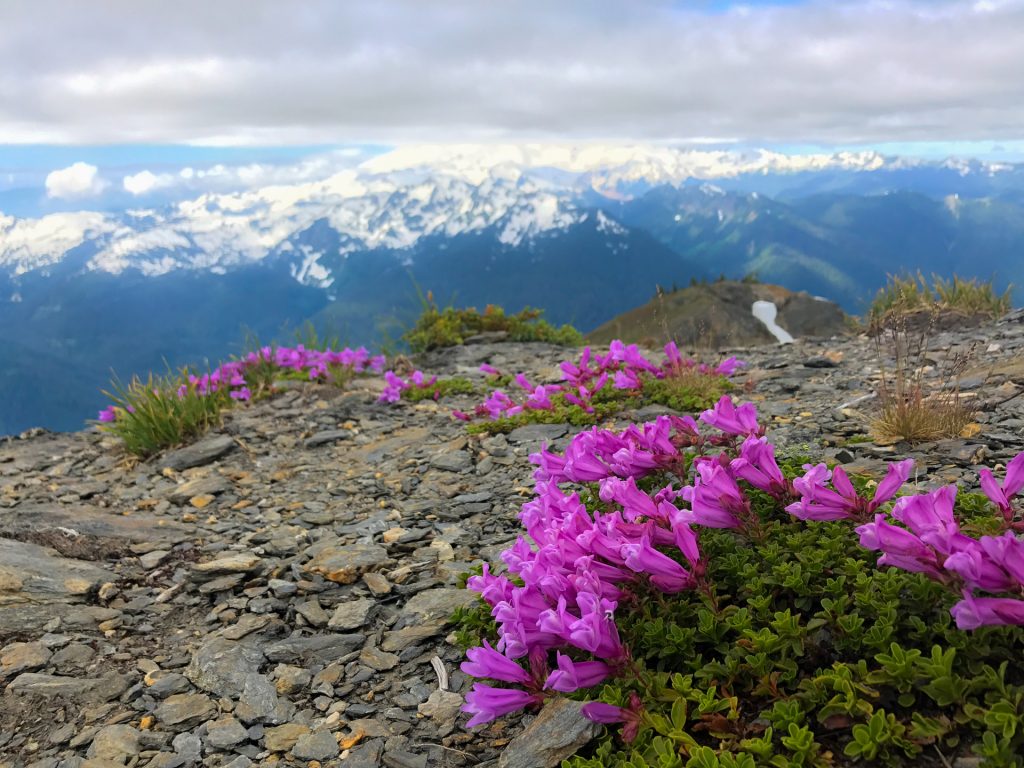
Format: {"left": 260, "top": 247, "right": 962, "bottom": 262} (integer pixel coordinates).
{"left": 452, "top": 341, "right": 743, "bottom": 422}
{"left": 460, "top": 395, "right": 771, "bottom": 730}
{"left": 459, "top": 395, "right": 1024, "bottom": 732}
{"left": 852, "top": 453, "right": 1024, "bottom": 629}
{"left": 98, "top": 345, "right": 385, "bottom": 422}
{"left": 378, "top": 370, "right": 440, "bottom": 403}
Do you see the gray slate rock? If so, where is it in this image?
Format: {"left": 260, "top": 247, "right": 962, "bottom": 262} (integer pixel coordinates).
{"left": 291, "top": 729, "right": 340, "bottom": 761}
{"left": 235, "top": 673, "right": 279, "bottom": 723}
{"left": 166, "top": 475, "right": 230, "bottom": 504}
{"left": 206, "top": 716, "right": 249, "bottom": 749}
{"left": 87, "top": 724, "right": 141, "bottom": 762}
{"left": 344, "top": 739, "right": 384, "bottom": 768}
{"left": 304, "top": 542, "right": 389, "bottom": 584}
{"left": 185, "top": 637, "right": 265, "bottom": 698}
{"left": 327, "top": 598, "right": 374, "bottom": 630}
{"left": 498, "top": 698, "right": 600, "bottom": 768}
{"left": 263, "top": 633, "right": 364, "bottom": 663}
{"left": 403, "top": 587, "right": 477, "bottom": 622}
{"left": 7, "top": 671, "right": 128, "bottom": 702}
{"left": 429, "top": 450, "right": 472, "bottom": 472}
{"left": 155, "top": 693, "right": 216, "bottom": 727}
{"left": 305, "top": 429, "right": 352, "bottom": 448}
{"left": 507, "top": 423, "right": 569, "bottom": 443}
{"left": 159, "top": 435, "right": 237, "bottom": 471}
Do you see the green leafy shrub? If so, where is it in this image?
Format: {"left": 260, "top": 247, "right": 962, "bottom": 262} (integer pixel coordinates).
{"left": 404, "top": 295, "right": 582, "bottom": 353}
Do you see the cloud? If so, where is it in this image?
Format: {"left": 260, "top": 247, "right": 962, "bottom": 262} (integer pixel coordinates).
{"left": 124, "top": 170, "right": 168, "bottom": 195}
{"left": 44, "top": 162, "right": 107, "bottom": 198}
{"left": 2, "top": 1, "right": 1023, "bottom": 145}
{"left": 116, "top": 150, "right": 369, "bottom": 198}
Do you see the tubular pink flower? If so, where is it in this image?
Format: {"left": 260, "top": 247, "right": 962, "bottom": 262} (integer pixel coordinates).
{"left": 977, "top": 530, "right": 1024, "bottom": 584}
{"left": 461, "top": 641, "right": 532, "bottom": 685}
{"left": 731, "top": 436, "right": 791, "bottom": 499}
{"left": 687, "top": 462, "right": 748, "bottom": 529}
{"left": 670, "top": 514, "right": 701, "bottom": 567}
{"left": 599, "top": 477, "right": 659, "bottom": 520}
{"left": 891, "top": 486, "right": 971, "bottom": 555}
{"left": 568, "top": 592, "right": 625, "bottom": 660}
{"left": 525, "top": 385, "right": 559, "bottom": 411}
{"left": 582, "top": 692, "right": 645, "bottom": 742}
{"left": 664, "top": 341, "right": 683, "bottom": 368}
{"left": 466, "top": 564, "right": 516, "bottom": 607}
{"left": 855, "top": 514, "right": 944, "bottom": 580}
{"left": 944, "top": 543, "right": 1016, "bottom": 593}
{"left": 621, "top": 535, "right": 695, "bottom": 592}
{"left": 714, "top": 356, "right": 745, "bottom": 377}
{"left": 582, "top": 702, "right": 628, "bottom": 723}
{"left": 462, "top": 684, "right": 544, "bottom": 727}
{"left": 872, "top": 459, "right": 915, "bottom": 507}
{"left": 950, "top": 592, "right": 1024, "bottom": 630}
{"left": 786, "top": 459, "right": 912, "bottom": 522}
{"left": 980, "top": 452, "right": 1024, "bottom": 517}
{"left": 699, "top": 396, "right": 761, "bottom": 437}
{"left": 545, "top": 653, "right": 613, "bottom": 692}
{"left": 613, "top": 369, "right": 642, "bottom": 390}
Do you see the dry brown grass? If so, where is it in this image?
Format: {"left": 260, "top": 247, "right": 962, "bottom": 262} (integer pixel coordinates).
{"left": 869, "top": 308, "right": 975, "bottom": 444}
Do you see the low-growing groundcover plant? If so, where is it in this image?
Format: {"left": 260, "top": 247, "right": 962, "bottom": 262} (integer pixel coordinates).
{"left": 452, "top": 341, "right": 742, "bottom": 435}
{"left": 455, "top": 398, "right": 1024, "bottom": 767}
{"left": 378, "top": 369, "right": 476, "bottom": 403}
{"left": 98, "top": 345, "right": 385, "bottom": 457}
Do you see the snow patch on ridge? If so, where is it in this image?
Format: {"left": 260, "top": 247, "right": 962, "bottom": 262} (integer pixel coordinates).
{"left": 752, "top": 301, "right": 794, "bottom": 344}
{"left": 595, "top": 210, "right": 627, "bottom": 235}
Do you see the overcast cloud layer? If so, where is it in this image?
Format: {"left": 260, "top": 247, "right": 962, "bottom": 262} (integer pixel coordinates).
{"left": 1, "top": 0, "right": 1022, "bottom": 145}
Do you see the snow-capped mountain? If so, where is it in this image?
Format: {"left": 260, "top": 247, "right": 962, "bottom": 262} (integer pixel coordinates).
{"left": 3, "top": 144, "right": 1019, "bottom": 287}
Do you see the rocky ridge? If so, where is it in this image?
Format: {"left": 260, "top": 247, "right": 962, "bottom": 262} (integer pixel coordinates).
{"left": 2, "top": 310, "right": 1023, "bottom": 768}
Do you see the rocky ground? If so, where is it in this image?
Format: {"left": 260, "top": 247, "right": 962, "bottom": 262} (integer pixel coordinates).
{"left": 1, "top": 310, "right": 1023, "bottom": 768}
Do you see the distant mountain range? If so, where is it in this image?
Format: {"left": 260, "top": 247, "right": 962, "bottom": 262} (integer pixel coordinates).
{"left": 2, "top": 144, "right": 1023, "bottom": 433}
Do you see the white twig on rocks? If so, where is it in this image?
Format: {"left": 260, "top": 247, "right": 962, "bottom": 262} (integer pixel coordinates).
{"left": 431, "top": 655, "right": 449, "bottom": 691}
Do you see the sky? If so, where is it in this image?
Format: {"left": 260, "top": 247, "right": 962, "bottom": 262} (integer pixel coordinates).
{"left": 1, "top": 0, "right": 1023, "bottom": 214}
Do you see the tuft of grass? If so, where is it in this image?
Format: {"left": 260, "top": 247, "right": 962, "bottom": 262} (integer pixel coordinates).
{"left": 404, "top": 294, "right": 583, "bottom": 353}
{"left": 869, "top": 272, "right": 1012, "bottom": 328}
{"left": 100, "top": 371, "right": 228, "bottom": 458}
{"left": 292, "top": 320, "right": 345, "bottom": 352}
{"left": 869, "top": 312, "right": 974, "bottom": 444}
